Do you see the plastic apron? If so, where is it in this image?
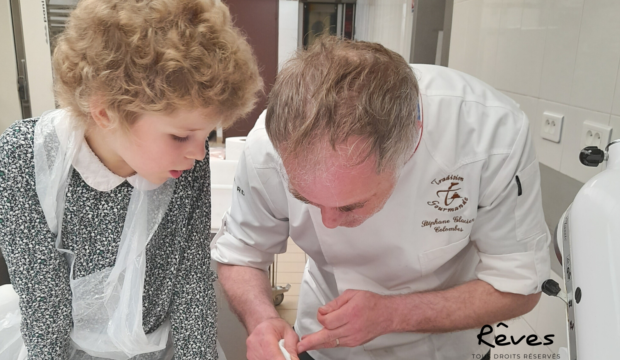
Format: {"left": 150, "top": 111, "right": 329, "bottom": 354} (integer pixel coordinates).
{"left": 0, "top": 109, "right": 175, "bottom": 359}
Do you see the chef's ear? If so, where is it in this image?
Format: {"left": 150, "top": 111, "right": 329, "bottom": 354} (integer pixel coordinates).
{"left": 89, "top": 97, "right": 115, "bottom": 130}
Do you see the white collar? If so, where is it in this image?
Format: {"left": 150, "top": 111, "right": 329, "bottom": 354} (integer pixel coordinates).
{"left": 73, "top": 139, "right": 148, "bottom": 191}
{"left": 53, "top": 117, "right": 158, "bottom": 192}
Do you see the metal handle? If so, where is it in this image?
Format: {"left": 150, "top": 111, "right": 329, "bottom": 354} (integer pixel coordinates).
{"left": 20, "top": 59, "right": 29, "bottom": 102}
{"left": 17, "top": 76, "right": 26, "bottom": 102}
{"left": 605, "top": 139, "right": 620, "bottom": 152}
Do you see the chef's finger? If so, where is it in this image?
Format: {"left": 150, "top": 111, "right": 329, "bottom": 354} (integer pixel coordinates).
{"left": 297, "top": 328, "right": 345, "bottom": 353}
{"left": 317, "top": 305, "right": 349, "bottom": 330}
{"left": 318, "top": 289, "right": 357, "bottom": 315}
{"left": 283, "top": 329, "right": 301, "bottom": 360}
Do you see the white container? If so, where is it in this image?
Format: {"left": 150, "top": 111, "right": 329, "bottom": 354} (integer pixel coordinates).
{"left": 210, "top": 159, "right": 238, "bottom": 185}
{"left": 210, "top": 184, "right": 233, "bottom": 232}
{"left": 225, "top": 137, "right": 246, "bottom": 161}
{"left": 210, "top": 159, "right": 239, "bottom": 231}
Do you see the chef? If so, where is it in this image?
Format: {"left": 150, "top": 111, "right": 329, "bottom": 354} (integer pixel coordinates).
{"left": 211, "top": 37, "right": 550, "bottom": 360}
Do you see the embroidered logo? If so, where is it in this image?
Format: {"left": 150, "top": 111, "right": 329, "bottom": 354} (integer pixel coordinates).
{"left": 427, "top": 175, "right": 469, "bottom": 212}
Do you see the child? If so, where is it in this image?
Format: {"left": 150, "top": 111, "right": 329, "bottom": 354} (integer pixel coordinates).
{"left": 0, "top": 0, "right": 261, "bottom": 359}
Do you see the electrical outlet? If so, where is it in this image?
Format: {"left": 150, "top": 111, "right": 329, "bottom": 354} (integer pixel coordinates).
{"left": 541, "top": 112, "right": 564, "bottom": 143}
{"left": 581, "top": 121, "right": 612, "bottom": 149}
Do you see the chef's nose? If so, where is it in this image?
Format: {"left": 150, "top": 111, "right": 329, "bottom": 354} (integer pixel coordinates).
{"left": 321, "top": 207, "right": 345, "bottom": 229}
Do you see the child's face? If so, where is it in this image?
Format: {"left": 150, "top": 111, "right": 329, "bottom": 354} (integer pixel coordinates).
{"left": 114, "top": 108, "right": 221, "bottom": 185}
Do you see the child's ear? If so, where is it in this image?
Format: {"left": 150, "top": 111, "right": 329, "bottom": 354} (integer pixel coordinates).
{"left": 89, "top": 99, "right": 113, "bottom": 129}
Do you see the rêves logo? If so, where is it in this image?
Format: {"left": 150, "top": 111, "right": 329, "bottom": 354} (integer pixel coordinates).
{"left": 477, "top": 322, "right": 554, "bottom": 348}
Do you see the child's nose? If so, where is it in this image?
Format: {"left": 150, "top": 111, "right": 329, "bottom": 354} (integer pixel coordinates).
{"left": 187, "top": 142, "right": 207, "bottom": 161}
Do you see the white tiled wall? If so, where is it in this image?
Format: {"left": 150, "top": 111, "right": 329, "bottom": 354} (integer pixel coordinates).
{"left": 612, "top": 115, "right": 620, "bottom": 134}
{"left": 614, "top": 77, "right": 620, "bottom": 116}
{"left": 570, "top": 0, "right": 620, "bottom": 114}
{"left": 355, "top": 0, "right": 414, "bottom": 62}
{"left": 450, "top": 0, "right": 620, "bottom": 184}
{"left": 278, "top": 0, "right": 299, "bottom": 71}
{"left": 538, "top": 0, "right": 583, "bottom": 105}
{"left": 444, "top": 0, "right": 620, "bottom": 354}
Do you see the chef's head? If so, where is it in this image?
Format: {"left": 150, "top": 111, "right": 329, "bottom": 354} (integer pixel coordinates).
{"left": 266, "top": 37, "right": 420, "bottom": 228}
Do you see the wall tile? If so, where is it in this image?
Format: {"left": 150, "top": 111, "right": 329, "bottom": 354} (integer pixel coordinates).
{"left": 612, "top": 69, "right": 620, "bottom": 116}
{"left": 465, "top": 0, "right": 484, "bottom": 76}
{"left": 570, "top": 0, "right": 620, "bottom": 113}
{"left": 538, "top": 0, "right": 585, "bottom": 104}
{"left": 474, "top": 0, "right": 503, "bottom": 86}
{"left": 516, "top": 0, "right": 547, "bottom": 98}
{"left": 557, "top": 102, "right": 610, "bottom": 183}
{"left": 610, "top": 116, "right": 620, "bottom": 141}
{"left": 494, "top": 0, "right": 546, "bottom": 97}
{"left": 450, "top": 0, "right": 502, "bottom": 83}
{"left": 448, "top": 1, "right": 478, "bottom": 76}
{"left": 501, "top": 91, "right": 540, "bottom": 141}
{"left": 360, "top": 0, "right": 413, "bottom": 60}
{"left": 494, "top": 0, "right": 524, "bottom": 93}
{"left": 448, "top": 2, "right": 471, "bottom": 72}
{"left": 278, "top": 0, "right": 299, "bottom": 70}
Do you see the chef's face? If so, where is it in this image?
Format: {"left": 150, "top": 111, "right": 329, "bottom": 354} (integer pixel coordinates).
{"left": 286, "top": 144, "right": 398, "bottom": 229}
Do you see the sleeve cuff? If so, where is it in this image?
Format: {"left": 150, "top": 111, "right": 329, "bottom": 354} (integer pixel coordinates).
{"left": 476, "top": 233, "right": 550, "bottom": 295}
{"left": 210, "top": 229, "right": 276, "bottom": 272}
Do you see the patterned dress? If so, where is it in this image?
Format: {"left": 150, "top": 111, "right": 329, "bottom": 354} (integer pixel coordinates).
{"left": 0, "top": 118, "right": 218, "bottom": 360}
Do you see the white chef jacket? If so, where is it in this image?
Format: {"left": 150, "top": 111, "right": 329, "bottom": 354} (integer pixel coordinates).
{"left": 211, "top": 64, "right": 551, "bottom": 360}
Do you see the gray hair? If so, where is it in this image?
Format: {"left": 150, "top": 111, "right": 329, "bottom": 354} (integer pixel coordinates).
{"left": 265, "top": 36, "right": 420, "bottom": 179}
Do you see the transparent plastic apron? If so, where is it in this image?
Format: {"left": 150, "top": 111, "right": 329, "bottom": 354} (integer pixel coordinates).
{"left": 1, "top": 109, "right": 174, "bottom": 359}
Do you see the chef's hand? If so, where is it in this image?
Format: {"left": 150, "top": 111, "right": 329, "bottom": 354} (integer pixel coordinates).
{"left": 296, "top": 289, "right": 396, "bottom": 353}
{"left": 246, "top": 317, "right": 300, "bottom": 360}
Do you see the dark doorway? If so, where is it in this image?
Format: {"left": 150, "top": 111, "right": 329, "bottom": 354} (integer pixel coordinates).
{"left": 222, "top": 0, "right": 279, "bottom": 139}
{"left": 301, "top": 1, "right": 355, "bottom": 48}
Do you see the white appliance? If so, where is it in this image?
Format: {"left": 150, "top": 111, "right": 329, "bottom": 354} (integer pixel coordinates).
{"left": 543, "top": 139, "right": 620, "bottom": 359}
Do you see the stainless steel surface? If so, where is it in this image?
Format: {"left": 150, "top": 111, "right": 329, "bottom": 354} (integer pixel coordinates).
{"left": 46, "top": 0, "right": 78, "bottom": 46}
{"left": 0, "top": 251, "right": 9, "bottom": 285}
{"left": 605, "top": 139, "right": 620, "bottom": 152}
{"left": 540, "top": 163, "right": 583, "bottom": 276}
{"left": 18, "top": 59, "right": 29, "bottom": 103}
{"left": 9, "top": 0, "right": 32, "bottom": 119}
{"left": 336, "top": 3, "right": 342, "bottom": 37}
{"left": 559, "top": 208, "right": 577, "bottom": 360}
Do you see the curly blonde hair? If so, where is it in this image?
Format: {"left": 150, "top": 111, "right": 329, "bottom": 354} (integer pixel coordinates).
{"left": 52, "top": 0, "right": 262, "bottom": 128}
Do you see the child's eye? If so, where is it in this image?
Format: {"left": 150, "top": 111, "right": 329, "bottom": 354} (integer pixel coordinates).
{"left": 172, "top": 135, "right": 190, "bottom": 143}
